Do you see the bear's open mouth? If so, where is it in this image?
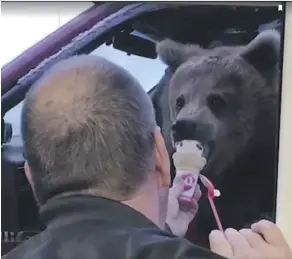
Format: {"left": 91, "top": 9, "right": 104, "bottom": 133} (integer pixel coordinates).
{"left": 202, "top": 140, "right": 215, "bottom": 160}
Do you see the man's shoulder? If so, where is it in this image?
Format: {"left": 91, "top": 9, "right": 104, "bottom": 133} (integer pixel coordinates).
{"left": 2, "top": 232, "right": 45, "bottom": 259}
{"left": 2, "top": 224, "right": 224, "bottom": 259}
{"left": 127, "top": 228, "right": 225, "bottom": 259}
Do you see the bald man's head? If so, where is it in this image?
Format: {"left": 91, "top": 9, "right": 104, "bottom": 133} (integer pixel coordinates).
{"left": 21, "top": 55, "right": 157, "bottom": 205}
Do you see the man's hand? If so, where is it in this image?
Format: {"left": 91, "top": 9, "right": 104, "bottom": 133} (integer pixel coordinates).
{"left": 209, "top": 219, "right": 292, "bottom": 259}
{"left": 166, "top": 177, "right": 201, "bottom": 237}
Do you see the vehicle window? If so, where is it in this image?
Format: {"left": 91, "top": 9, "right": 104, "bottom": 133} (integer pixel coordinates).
{"left": 1, "top": 2, "right": 92, "bottom": 67}
{"left": 2, "top": 2, "right": 94, "bottom": 139}
{"left": 4, "top": 102, "right": 24, "bottom": 138}
{"left": 4, "top": 43, "right": 166, "bottom": 138}
{"left": 90, "top": 43, "right": 166, "bottom": 92}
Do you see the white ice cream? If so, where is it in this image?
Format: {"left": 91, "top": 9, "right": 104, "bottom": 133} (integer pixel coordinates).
{"left": 175, "top": 140, "right": 204, "bottom": 157}
{"left": 173, "top": 140, "right": 207, "bottom": 200}
{"left": 173, "top": 140, "right": 206, "bottom": 172}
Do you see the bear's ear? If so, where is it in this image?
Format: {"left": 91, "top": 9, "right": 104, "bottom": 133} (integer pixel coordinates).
{"left": 156, "top": 39, "right": 203, "bottom": 71}
{"left": 240, "top": 30, "right": 281, "bottom": 77}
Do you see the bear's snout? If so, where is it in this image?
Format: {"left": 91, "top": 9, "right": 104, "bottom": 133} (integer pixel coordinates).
{"left": 172, "top": 118, "right": 216, "bottom": 145}
{"left": 171, "top": 119, "right": 197, "bottom": 143}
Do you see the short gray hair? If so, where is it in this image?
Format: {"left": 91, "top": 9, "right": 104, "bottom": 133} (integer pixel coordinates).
{"left": 21, "top": 55, "right": 157, "bottom": 205}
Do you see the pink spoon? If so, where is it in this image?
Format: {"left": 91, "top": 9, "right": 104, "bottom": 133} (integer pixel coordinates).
{"left": 200, "top": 175, "right": 224, "bottom": 232}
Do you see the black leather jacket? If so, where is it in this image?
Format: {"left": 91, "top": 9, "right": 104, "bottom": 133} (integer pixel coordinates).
{"left": 3, "top": 195, "right": 226, "bottom": 259}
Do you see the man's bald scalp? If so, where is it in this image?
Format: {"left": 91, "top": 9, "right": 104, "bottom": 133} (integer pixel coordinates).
{"left": 22, "top": 55, "right": 156, "bottom": 204}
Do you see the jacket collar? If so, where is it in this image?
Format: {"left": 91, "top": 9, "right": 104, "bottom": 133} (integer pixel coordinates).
{"left": 39, "top": 195, "right": 159, "bottom": 230}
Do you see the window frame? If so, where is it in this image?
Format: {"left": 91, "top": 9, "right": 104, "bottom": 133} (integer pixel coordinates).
{"left": 1, "top": 3, "right": 170, "bottom": 115}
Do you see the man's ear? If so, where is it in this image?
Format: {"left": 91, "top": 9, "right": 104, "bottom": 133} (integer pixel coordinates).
{"left": 153, "top": 126, "right": 171, "bottom": 188}
{"left": 24, "top": 161, "right": 33, "bottom": 187}
{"left": 240, "top": 30, "right": 281, "bottom": 77}
{"left": 156, "top": 39, "right": 203, "bottom": 72}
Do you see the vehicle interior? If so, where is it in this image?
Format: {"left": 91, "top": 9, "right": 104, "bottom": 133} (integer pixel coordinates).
{"left": 1, "top": 2, "right": 283, "bottom": 255}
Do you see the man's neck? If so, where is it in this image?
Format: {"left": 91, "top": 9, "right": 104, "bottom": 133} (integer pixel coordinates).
{"left": 122, "top": 186, "right": 166, "bottom": 229}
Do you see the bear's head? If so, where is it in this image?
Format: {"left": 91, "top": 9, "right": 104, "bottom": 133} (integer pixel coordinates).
{"left": 156, "top": 30, "right": 280, "bottom": 179}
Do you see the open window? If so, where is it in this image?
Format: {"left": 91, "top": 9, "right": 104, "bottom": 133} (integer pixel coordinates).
{"left": 2, "top": 1, "right": 290, "bottom": 254}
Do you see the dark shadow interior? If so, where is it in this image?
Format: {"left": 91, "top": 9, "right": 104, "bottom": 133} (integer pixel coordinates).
{"left": 133, "top": 5, "right": 281, "bottom": 45}
{"left": 109, "top": 4, "right": 282, "bottom": 60}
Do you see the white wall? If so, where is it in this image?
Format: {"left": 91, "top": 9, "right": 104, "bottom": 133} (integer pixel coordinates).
{"left": 276, "top": 2, "right": 292, "bottom": 248}
{"left": 1, "top": 2, "right": 93, "bottom": 66}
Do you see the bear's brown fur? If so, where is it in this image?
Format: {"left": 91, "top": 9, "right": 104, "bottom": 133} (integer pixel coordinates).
{"left": 151, "top": 30, "right": 281, "bottom": 247}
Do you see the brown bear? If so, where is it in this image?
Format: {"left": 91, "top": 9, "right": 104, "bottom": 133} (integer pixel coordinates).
{"left": 150, "top": 30, "right": 281, "bottom": 247}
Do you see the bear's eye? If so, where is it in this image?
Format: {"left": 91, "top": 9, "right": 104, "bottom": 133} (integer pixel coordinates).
{"left": 207, "top": 94, "right": 227, "bottom": 114}
{"left": 176, "top": 95, "right": 185, "bottom": 110}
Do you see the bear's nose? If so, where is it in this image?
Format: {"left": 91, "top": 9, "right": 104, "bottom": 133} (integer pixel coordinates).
{"left": 171, "top": 119, "right": 197, "bottom": 142}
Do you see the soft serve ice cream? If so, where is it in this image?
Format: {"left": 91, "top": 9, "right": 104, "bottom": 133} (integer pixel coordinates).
{"left": 172, "top": 140, "right": 207, "bottom": 208}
